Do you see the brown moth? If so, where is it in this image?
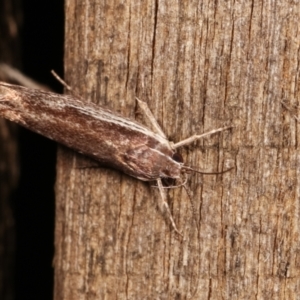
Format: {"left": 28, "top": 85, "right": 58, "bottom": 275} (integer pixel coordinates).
{"left": 0, "top": 81, "right": 232, "bottom": 235}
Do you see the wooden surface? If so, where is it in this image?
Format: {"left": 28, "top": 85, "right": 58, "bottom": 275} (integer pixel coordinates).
{"left": 54, "top": 1, "right": 300, "bottom": 299}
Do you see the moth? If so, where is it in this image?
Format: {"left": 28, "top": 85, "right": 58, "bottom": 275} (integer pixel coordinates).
{"left": 0, "top": 80, "right": 232, "bottom": 235}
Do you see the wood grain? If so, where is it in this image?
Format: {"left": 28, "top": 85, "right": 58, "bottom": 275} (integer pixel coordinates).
{"left": 54, "top": 1, "right": 300, "bottom": 299}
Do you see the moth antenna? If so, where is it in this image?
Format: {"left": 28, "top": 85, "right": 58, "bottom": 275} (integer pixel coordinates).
{"left": 182, "top": 166, "right": 234, "bottom": 175}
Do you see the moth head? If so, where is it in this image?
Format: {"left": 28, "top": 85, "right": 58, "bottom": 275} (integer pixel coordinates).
{"left": 156, "top": 152, "right": 183, "bottom": 179}
{"left": 124, "top": 145, "right": 183, "bottom": 181}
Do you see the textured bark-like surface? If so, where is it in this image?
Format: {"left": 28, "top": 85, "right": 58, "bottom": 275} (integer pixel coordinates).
{"left": 54, "top": 1, "right": 300, "bottom": 299}
{"left": 0, "top": 0, "right": 21, "bottom": 299}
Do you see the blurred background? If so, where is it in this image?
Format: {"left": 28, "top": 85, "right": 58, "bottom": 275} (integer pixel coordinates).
{"left": 1, "top": 0, "right": 64, "bottom": 299}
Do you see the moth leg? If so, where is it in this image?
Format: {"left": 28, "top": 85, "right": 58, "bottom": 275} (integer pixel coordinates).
{"left": 157, "top": 178, "right": 182, "bottom": 236}
{"left": 136, "top": 98, "right": 167, "bottom": 139}
{"left": 51, "top": 70, "right": 72, "bottom": 91}
{"left": 51, "top": 70, "right": 84, "bottom": 101}
{"left": 172, "top": 126, "right": 232, "bottom": 149}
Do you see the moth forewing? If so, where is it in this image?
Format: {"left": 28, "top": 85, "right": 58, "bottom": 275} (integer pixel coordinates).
{"left": 0, "top": 81, "right": 232, "bottom": 236}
